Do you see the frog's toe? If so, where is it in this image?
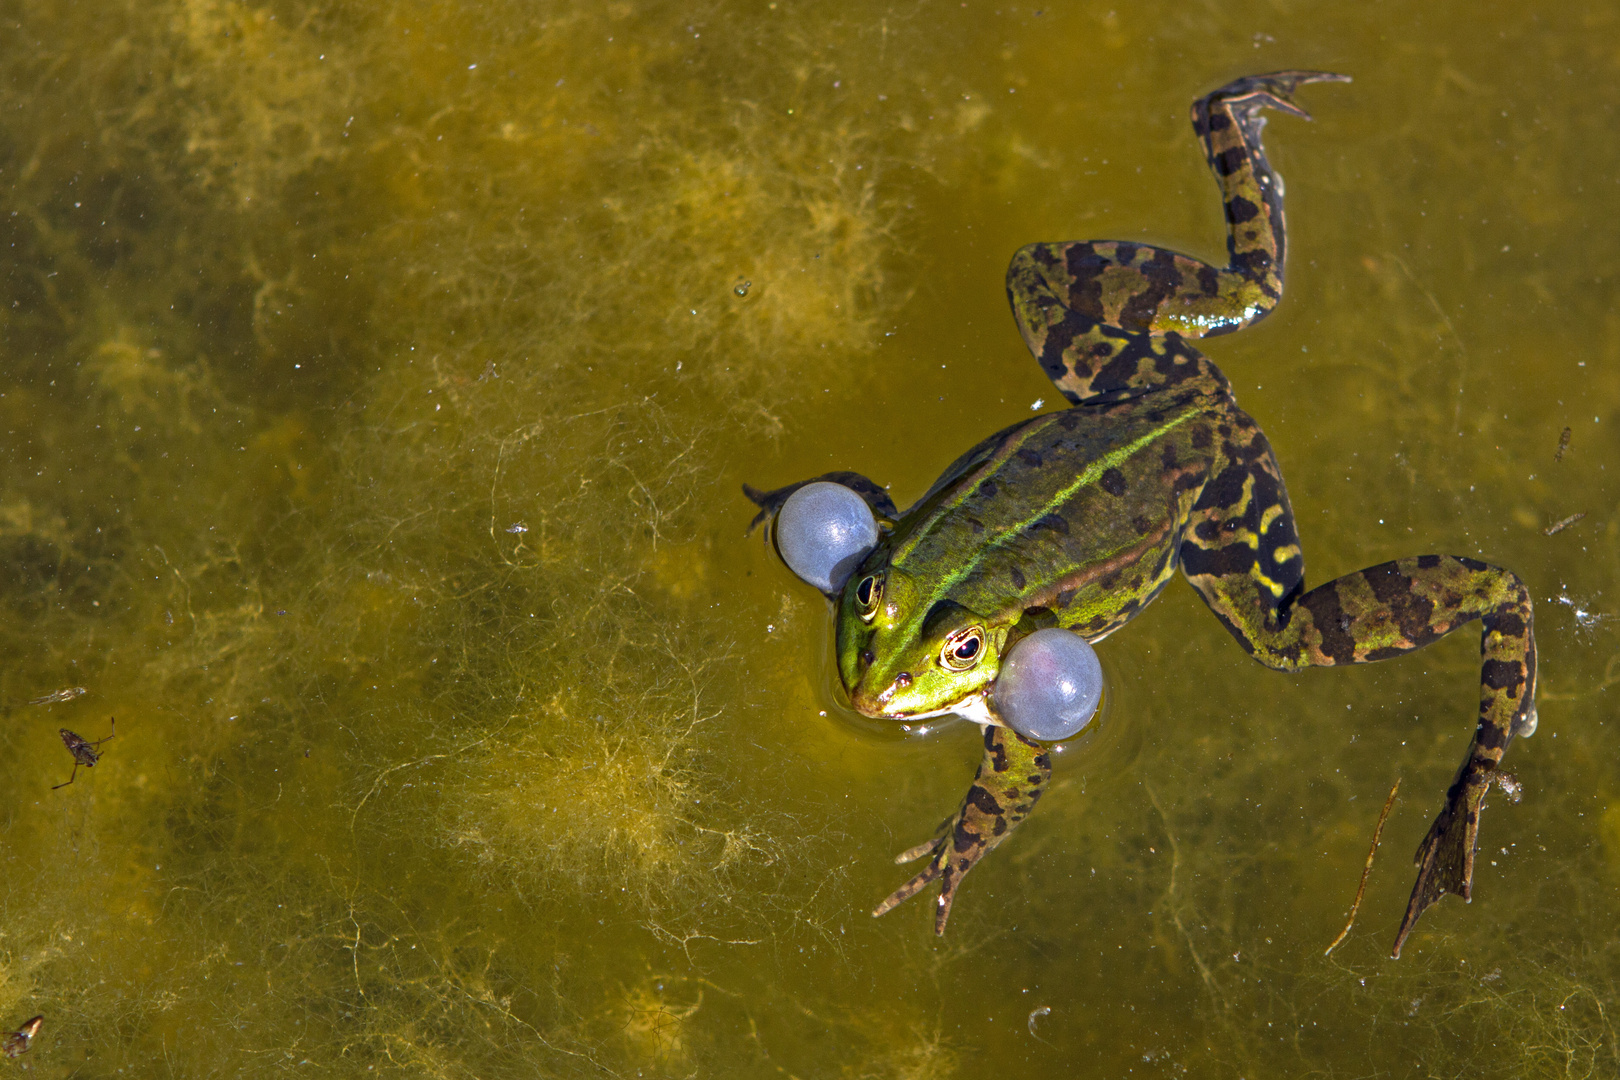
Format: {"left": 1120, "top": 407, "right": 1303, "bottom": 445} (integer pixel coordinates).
{"left": 874, "top": 843, "right": 980, "bottom": 934}
{"left": 894, "top": 835, "right": 946, "bottom": 864}
{"left": 1209, "top": 70, "right": 1351, "bottom": 121}
{"left": 872, "top": 857, "right": 943, "bottom": 919}
{"left": 874, "top": 833, "right": 949, "bottom": 920}
{"left": 1511, "top": 702, "right": 1539, "bottom": 739}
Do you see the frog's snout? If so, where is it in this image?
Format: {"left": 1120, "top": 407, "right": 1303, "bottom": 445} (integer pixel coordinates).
{"left": 857, "top": 671, "right": 914, "bottom": 715}
{"left": 880, "top": 672, "right": 914, "bottom": 703}
{"left": 846, "top": 651, "right": 910, "bottom": 716}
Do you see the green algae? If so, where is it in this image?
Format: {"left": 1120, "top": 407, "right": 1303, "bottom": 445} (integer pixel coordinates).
{"left": 2, "top": 1, "right": 1619, "bottom": 1076}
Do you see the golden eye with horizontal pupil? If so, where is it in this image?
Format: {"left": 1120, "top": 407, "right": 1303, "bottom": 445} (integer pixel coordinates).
{"left": 940, "top": 627, "right": 985, "bottom": 671}
{"left": 856, "top": 575, "right": 883, "bottom": 622}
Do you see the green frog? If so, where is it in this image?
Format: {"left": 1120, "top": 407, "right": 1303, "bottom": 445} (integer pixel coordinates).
{"left": 746, "top": 72, "right": 1536, "bottom": 958}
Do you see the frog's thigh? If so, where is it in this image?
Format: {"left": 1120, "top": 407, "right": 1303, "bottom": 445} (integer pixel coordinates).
{"left": 1178, "top": 425, "right": 1306, "bottom": 659}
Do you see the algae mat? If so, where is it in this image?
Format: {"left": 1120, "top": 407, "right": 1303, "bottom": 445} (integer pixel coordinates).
{"left": 2, "top": 1, "right": 1618, "bottom": 1076}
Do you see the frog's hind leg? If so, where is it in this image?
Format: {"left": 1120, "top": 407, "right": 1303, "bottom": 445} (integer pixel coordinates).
{"left": 1178, "top": 450, "right": 1536, "bottom": 957}
{"left": 872, "top": 725, "right": 1051, "bottom": 934}
{"left": 1189, "top": 70, "right": 1351, "bottom": 327}
{"left": 1005, "top": 71, "right": 1347, "bottom": 404}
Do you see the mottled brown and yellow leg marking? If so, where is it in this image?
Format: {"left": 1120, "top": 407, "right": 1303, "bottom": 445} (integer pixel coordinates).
{"left": 873, "top": 726, "right": 1051, "bottom": 934}
{"left": 1186, "top": 71, "right": 1351, "bottom": 330}
{"left": 1181, "top": 454, "right": 1537, "bottom": 956}
{"left": 1004, "top": 72, "right": 1346, "bottom": 404}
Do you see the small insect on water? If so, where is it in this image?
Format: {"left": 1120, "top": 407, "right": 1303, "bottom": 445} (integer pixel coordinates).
{"left": 53, "top": 717, "right": 114, "bottom": 790}
{"left": 2, "top": 1015, "right": 42, "bottom": 1058}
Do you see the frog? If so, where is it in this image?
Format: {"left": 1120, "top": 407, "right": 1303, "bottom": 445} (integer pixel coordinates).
{"left": 745, "top": 72, "right": 1537, "bottom": 959}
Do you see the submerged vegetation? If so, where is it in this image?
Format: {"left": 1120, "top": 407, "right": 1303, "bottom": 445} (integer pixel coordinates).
{"left": 0, "top": 0, "right": 1617, "bottom": 1075}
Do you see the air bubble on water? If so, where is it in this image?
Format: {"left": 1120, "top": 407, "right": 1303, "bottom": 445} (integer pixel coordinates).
{"left": 1554, "top": 588, "right": 1613, "bottom": 633}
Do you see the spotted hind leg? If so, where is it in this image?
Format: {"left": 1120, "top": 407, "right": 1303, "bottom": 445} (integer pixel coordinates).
{"left": 1005, "top": 71, "right": 1347, "bottom": 404}
{"left": 1178, "top": 445, "right": 1537, "bottom": 955}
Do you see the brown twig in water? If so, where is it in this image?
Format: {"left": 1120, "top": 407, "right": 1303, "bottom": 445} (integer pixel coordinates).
{"left": 1555, "top": 426, "right": 1572, "bottom": 462}
{"left": 1324, "top": 778, "right": 1401, "bottom": 956}
{"left": 1543, "top": 512, "right": 1586, "bottom": 536}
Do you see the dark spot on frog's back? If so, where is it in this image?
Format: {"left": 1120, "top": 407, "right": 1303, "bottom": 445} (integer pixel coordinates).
{"left": 1100, "top": 468, "right": 1127, "bottom": 497}
{"left": 1009, "top": 566, "right": 1026, "bottom": 590}
{"left": 1191, "top": 426, "right": 1212, "bottom": 450}
{"left": 1016, "top": 448, "right": 1043, "bottom": 468}
{"left": 1030, "top": 513, "right": 1069, "bottom": 536}
{"left": 979, "top": 479, "right": 998, "bottom": 499}
{"left": 1161, "top": 442, "right": 1179, "bottom": 471}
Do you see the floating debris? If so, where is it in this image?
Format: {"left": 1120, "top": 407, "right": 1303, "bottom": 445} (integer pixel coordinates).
{"left": 1554, "top": 590, "right": 1612, "bottom": 632}
{"left": 733, "top": 278, "right": 751, "bottom": 297}
{"left": 53, "top": 717, "right": 115, "bottom": 790}
{"left": 2, "top": 1015, "right": 42, "bottom": 1059}
{"left": 1543, "top": 512, "right": 1586, "bottom": 536}
{"left": 1555, "top": 426, "right": 1572, "bottom": 462}
{"left": 1324, "top": 778, "right": 1400, "bottom": 956}
{"left": 28, "top": 686, "right": 87, "bottom": 706}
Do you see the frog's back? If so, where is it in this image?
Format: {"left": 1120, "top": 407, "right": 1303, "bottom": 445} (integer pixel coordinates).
{"left": 888, "top": 388, "right": 1225, "bottom": 639}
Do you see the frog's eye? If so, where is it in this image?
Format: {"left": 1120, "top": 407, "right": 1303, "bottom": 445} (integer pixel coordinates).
{"left": 940, "top": 627, "right": 985, "bottom": 672}
{"left": 855, "top": 575, "right": 883, "bottom": 622}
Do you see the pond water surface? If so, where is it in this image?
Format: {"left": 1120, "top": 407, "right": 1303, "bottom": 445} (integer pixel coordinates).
{"left": 2, "top": 2, "right": 1619, "bottom": 1077}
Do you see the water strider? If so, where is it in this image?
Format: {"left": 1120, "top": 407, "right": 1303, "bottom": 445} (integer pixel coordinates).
{"left": 748, "top": 72, "right": 1537, "bottom": 958}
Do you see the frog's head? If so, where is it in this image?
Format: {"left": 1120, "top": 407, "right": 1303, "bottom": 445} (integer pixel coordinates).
{"left": 836, "top": 567, "right": 1010, "bottom": 721}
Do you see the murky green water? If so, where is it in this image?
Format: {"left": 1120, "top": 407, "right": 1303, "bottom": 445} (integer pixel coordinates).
{"left": 2, "top": 2, "right": 1618, "bottom": 1076}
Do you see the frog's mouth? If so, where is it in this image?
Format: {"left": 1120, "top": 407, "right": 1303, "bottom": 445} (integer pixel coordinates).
{"left": 853, "top": 683, "right": 1000, "bottom": 728}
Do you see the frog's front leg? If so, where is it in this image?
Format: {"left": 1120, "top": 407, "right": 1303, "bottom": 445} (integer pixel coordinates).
{"left": 1179, "top": 454, "right": 1536, "bottom": 956}
{"left": 742, "top": 472, "right": 899, "bottom": 535}
{"left": 872, "top": 725, "right": 1051, "bottom": 934}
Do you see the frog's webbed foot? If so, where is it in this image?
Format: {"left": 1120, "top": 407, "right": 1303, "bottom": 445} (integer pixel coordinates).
{"left": 1393, "top": 769, "right": 1522, "bottom": 958}
{"left": 872, "top": 726, "right": 1051, "bottom": 935}
{"left": 741, "top": 472, "right": 898, "bottom": 536}
{"left": 1201, "top": 70, "right": 1352, "bottom": 128}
